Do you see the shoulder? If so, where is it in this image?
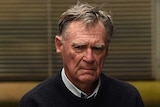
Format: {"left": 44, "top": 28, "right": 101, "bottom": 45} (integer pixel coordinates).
{"left": 19, "top": 72, "right": 62, "bottom": 107}
{"left": 29, "top": 72, "right": 61, "bottom": 95}
{"left": 100, "top": 73, "right": 141, "bottom": 97}
{"left": 98, "top": 73, "right": 144, "bottom": 107}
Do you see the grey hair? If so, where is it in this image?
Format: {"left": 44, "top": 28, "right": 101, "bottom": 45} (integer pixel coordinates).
{"left": 58, "top": 2, "right": 114, "bottom": 42}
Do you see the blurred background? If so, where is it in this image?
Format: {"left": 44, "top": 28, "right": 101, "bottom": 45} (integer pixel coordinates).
{"left": 0, "top": 0, "right": 160, "bottom": 107}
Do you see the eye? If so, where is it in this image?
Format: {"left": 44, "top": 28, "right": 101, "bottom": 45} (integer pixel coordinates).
{"left": 75, "top": 45, "right": 84, "bottom": 49}
{"left": 92, "top": 46, "right": 105, "bottom": 54}
{"left": 72, "top": 44, "right": 87, "bottom": 53}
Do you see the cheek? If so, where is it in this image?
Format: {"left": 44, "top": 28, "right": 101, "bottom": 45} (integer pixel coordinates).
{"left": 96, "top": 55, "right": 106, "bottom": 68}
{"left": 62, "top": 46, "right": 77, "bottom": 67}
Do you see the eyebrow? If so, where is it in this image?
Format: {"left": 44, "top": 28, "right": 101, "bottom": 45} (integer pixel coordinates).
{"left": 72, "top": 42, "right": 86, "bottom": 46}
{"left": 72, "top": 42, "right": 105, "bottom": 47}
{"left": 93, "top": 43, "right": 105, "bottom": 48}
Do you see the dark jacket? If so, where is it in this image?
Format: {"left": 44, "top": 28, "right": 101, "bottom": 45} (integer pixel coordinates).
{"left": 19, "top": 71, "right": 144, "bottom": 107}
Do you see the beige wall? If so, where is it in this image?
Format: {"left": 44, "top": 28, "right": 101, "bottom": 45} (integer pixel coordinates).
{"left": 0, "top": 82, "right": 38, "bottom": 102}
{"left": 130, "top": 81, "right": 160, "bottom": 106}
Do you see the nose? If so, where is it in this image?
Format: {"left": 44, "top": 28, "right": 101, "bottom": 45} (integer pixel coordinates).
{"left": 83, "top": 48, "right": 94, "bottom": 63}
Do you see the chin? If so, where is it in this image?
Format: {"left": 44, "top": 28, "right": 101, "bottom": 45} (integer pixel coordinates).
{"left": 79, "top": 75, "right": 97, "bottom": 83}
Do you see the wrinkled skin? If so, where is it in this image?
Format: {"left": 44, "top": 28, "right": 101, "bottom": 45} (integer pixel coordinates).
{"left": 55, "top": 21, "right": 109, "bottom": 94}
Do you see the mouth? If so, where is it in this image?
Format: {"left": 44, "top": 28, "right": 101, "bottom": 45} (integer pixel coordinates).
{"left": 80, "top": 68, "right": 95, "bottom": 72}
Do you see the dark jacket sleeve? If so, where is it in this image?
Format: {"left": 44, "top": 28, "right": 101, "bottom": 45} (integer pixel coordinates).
{"left": 136, "top": 92, "right": 144, "bottom": 107}
{"left": 19, "top": 95, "right": 39, "bottom": 107}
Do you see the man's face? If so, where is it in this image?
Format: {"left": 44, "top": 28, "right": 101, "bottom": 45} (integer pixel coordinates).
{"left": 55, "top": 21, "right": 109, "bottom": 85}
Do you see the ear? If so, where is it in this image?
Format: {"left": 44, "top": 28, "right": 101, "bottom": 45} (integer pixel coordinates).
{"left": 55, "top": 35, "right": 63, "bottom": 54}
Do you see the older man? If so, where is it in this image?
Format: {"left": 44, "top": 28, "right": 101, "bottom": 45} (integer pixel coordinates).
{"left": 19, "top": 2, "right": 144, "bottom": 107}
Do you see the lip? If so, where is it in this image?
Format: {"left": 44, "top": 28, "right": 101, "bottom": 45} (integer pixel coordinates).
{"left": 83, "top": 68, "right": 94, "bottom": 70}
{"left": 80, "top": 68, "right": 95, "bottom": 71}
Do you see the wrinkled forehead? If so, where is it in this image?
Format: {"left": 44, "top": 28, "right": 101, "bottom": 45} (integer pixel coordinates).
{"left": 66, "top": 32, "right": 106, "bottom": 41}
{"left": 63, "top": 21, "right": 107, "bottom": 40}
